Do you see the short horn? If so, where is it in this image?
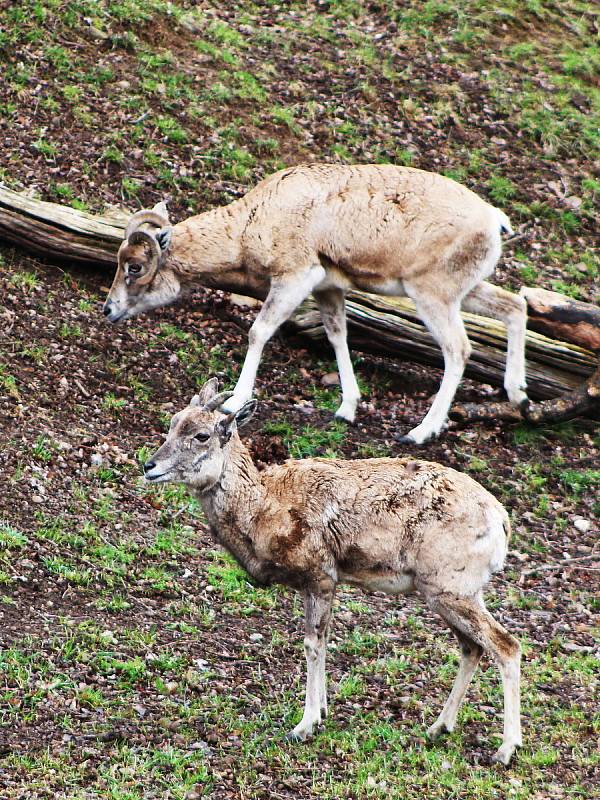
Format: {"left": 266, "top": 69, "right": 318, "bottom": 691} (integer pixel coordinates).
{"left": 204, "top": 391, "right": 235, "bottom": 412}
{"left": 127, "top": 229, "right": 161, "bottom": 255}
{"left": 125, "top": 210, "right": 168, "bottom": 239}
{"left": 126, "top": 230, "right": 162, "bottom": 284}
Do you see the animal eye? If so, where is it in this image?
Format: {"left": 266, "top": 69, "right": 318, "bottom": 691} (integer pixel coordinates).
{"left": 194, "top": 432, "right": 210, "bottom": 442}
{"left": 128, "top": 263, "right": 142, "bottom": 275}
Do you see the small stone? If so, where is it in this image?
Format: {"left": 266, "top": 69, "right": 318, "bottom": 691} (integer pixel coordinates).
{"left": 249, "top": 633, "right": 263, "bottom": 643}
{"left": 575, "top": 262, "right": 588, "bottom": 273}
{"left": 321, "top": 371, "right": 340, "bottom": 387}
{"left": 573, "top": 518, "right": 591, "bottom": 533}
{"left": 32, "top": 495, "right": 44, "bottom": 504}
{"left": 564, "top": 195, "right": 582, "bottom": 210}
{"left": 230, "top": 293, "right": 260, "bottom": 308}
{"left": 441, "top": 759, "right": 452, "bottom": 771}
{"left": 90, "top": 453, "right": 103, "bottom": 467}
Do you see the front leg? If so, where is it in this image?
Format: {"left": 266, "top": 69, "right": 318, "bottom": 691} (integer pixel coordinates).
{"left": 287, "top": 578, "right": 335, "bottom": 741}
{"left": 222, "top": 266, "right": 326, "bottom": 413}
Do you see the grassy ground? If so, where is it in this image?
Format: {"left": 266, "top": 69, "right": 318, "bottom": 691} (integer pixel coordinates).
{"left": 0, "top": 2, "right": 599, "bottom": 799}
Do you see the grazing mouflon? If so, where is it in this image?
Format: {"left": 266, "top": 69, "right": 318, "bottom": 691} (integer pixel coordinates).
{"left": 104, "top": 163, "right": 528, "bottom": 443}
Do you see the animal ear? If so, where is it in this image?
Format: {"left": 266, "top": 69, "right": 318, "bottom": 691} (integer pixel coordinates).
{"left": 155, "top": 226, "right": 172, "bottom": 253}
{"left": 194, "top": 377, "right": 219, "bottom": 407}
{"left": 217, "top": 400, "right": 257, "bottom": 441}
{"left": 234, "top": 399, "right": 258, "bottom": 428}
{"left": 152, "top": 200, "right": 170, "bottom": 222}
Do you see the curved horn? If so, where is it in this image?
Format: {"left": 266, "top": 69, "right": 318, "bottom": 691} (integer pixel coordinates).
{"left": 204, "top": 391, "right": 235, "bottom": 412}
{"left": 127, "top": 230, "right": 161, "bottom": 284}
{"left": 125, "top": 210, "right": 168, "bottom": 239}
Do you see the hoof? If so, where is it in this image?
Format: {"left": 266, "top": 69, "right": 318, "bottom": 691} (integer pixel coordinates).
{"left": 221, "top": 395, "right": 249, "bottom": 414}
{"left": 426, "top": 721, "right": 450, "bottom": 741}
{"left": 519, "top": 398, "right": 532, "bottom": 419}
{"left": 395, "top": 434, "right": 416, "bottom": 445}
{"left": 491, "top": 742, "right": 518, "bottom": 766}
{"left": 334, "top": 401, "right": 357, "bottom": 424}
{"left": 284, "top": 727, "right": 311, "bottom": 743}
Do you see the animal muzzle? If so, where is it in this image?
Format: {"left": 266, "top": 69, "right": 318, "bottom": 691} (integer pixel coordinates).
{"left": 143, "top": 459, "right": 171, "bottom": 482}
{"left": 102, "top": 299, "right": 128, "bottom": 323}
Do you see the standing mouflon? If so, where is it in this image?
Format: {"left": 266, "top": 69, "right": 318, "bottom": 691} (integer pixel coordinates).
{"left": 144, "top": 379, "right": 522, "bottom": 765}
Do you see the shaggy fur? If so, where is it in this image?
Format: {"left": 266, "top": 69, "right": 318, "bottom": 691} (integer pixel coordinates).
{"left": 144, "top": 379, "right": 522, "bottom": 764}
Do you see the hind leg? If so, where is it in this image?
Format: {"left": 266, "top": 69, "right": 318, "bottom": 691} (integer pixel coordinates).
{"left": 398, "top": 297, "right": 471, "bottom": 444}
{"left": 427, "top": 627, "right": 483, "bottom": 739}
{"left": 428, "top": 593, "right": 522, "bottom": 765}
{"left": 463, "top": 281, "right": 528, "bottom": 408}
{"left": 314, "top": 288, "right": 361, "bottom": 423}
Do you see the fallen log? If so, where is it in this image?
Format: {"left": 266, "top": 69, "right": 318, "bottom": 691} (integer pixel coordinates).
{"left": 0, "top": 186, "right": 598, "bottom": 410}
{"left": 288, "top": 292, "right": 597, "bottom": 400}
{"left": 449, "top": 365, "right": 600, "bottom": 425}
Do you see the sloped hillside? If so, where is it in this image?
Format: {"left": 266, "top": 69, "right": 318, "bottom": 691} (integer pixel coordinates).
{"left": 0, "top": 3, "right": 598, "bottom": 799}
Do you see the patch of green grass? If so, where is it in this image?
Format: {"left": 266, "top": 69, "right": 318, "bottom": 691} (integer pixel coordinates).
{"left": 486, "top": 174, "right": 518, "bottom": 205}
{"left": 205, "top": 550, "right": 278, "bottom": 613}
{"left": 0, "top": 523, "right": 28, "bottom": 550}
{"left": 0, "top": 365, "right": 19, "bottom": 399}
{"left": 43, "top": 557, "right": 92, "bottom": 586}
{"left": 9, "top": 270, "right": 38, "bottom": 290}
{"left": 102, "top": 392, "right": 127, "bottom": 413}
{"left": 155, "top": 115, "right": 188, "bottom": 144}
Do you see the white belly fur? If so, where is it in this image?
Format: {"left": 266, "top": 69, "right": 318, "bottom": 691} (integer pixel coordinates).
{"left": 315, "top": 270, "right": 407, "bottom": 297}
{"left": 339, "top": 570, "right": 416, "bottom": 595}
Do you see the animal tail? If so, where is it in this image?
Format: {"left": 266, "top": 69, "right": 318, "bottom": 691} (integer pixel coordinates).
{"left": 494, "top": 207, "right": 514, "bottom": 236}
{"left": 489, "top": 507, "right": 511, "bottom": 575}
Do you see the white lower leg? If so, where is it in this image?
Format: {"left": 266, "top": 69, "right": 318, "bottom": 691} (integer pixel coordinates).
{"left": 223, "top": 325, "right": 267, "bottom": 412}
{"left": 504, "top": 310, "right": 528, "bottom": 407}
{"left": 289, "top": 636, "right": 323, "bottom": 740}
{"left": 223, "top": 268, "right": 325, "bottom": 414}
{"left": 463, "top": 283, "right": 528, "bottom": 408}
{"left": 428, "top": 646, "right": 481, "bottom": 738}
{"left": 407, "top": 354, "right": 468, "bottom": 443}
{"left": 315, "top": 289, "right": 360, "bottom": 422}
{"left": 318, "top": 643, "right": 328, "bottom": 717}
{"left": 331, "top": 337, "right": 360, "bottom": 422}
{"left": 403, "top": 300, "right": 470, "bottom": 444}
{"left": 493, "top": 651, "right": 522, "bottom": 765}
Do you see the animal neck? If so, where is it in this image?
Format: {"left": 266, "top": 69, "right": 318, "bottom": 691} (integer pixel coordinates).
{"left": 196, "top": 434, "right": 271, "bottom": 579}
{"left": 166, "top": 201, "right": 269, "bottom": 300}
{"left": 168, "top": 202, "right": 240, "bottom": 276}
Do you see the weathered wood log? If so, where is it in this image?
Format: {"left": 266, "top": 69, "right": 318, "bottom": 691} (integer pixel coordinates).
{"left": 520, "top": 287, "right": 600, "bottom": 352}
{"left": 0, "top": 186, "right": 598, "bottom": 407}
{"left": 0, "top": 185, "right": 125, "bottom": 266}
{"left": 289, "top": 293, "right": 597, "bottom": 400}
{"left": 450, "top": 365, "right": 600, "bottom": 425}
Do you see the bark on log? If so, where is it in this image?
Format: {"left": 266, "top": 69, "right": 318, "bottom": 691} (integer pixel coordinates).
{"left": 450, "top": 365, "right": 600, "bottom": 425}
{"left": 289, "top": 292, "right": 597, "bottom": 399}
{"left": 521, "top": 287, "right": 600, "bottom": 352}
{"left": 1, "top": 186, "right": 598, "bottom": 407}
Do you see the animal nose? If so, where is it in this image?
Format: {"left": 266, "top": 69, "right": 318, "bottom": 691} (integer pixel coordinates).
{"left": 144, "top": 460, "right": 156, "bottom": 473}
{"left": 103, "top": 301, "right": 113, "bottom": 317}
